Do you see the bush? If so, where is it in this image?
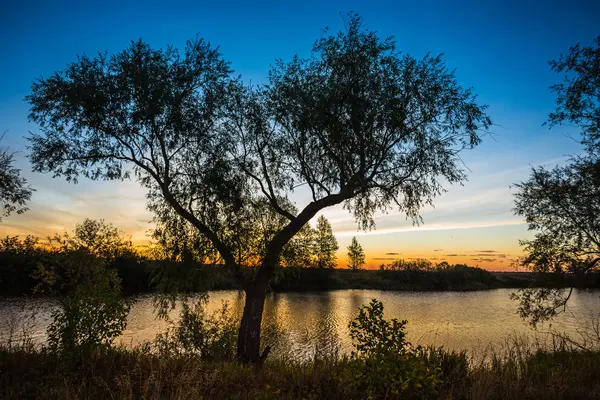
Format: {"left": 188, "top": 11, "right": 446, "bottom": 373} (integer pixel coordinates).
{"left": 348, "top": 299, "right": 442, "bottom": 398}
{"left": 35, "top": 251, "right": 131, "bottom": 355}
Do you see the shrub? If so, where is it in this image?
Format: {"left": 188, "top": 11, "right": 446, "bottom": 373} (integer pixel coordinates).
{"left": 348, "top": 299, "right": 442, "bottom": 398}
{"left": 35, "top": 250, "right": 131, "bottom": 355}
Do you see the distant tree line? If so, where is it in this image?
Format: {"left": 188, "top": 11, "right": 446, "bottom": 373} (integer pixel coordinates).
{"left": 0, "top": 216, "right": 338, "bottom": 296}
{"left": 0, "top": 217, "right": 568, "bottom": 297}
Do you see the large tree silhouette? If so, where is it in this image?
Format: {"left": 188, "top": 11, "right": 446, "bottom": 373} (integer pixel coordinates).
{"left": 27, "top": 14, "right": 491, "bottom": 363}
{"left": 513, "top": 36, "right": 600, "bottom": 325}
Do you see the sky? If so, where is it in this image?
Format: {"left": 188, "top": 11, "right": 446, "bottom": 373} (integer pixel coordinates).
{"left": 1, "top": 0, "right": 599, "bottom": 271}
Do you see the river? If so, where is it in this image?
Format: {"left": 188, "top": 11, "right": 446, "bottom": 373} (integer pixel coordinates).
{"left": 1, "top": 289, "right": 599, "bottom": 358}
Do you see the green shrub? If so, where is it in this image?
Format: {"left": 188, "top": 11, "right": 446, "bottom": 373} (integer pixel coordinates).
{"left": 35, "top": 250, "right": 131, "bottom": 355}
{"left": 348, "top": 299, "right": 442, "bottom": 398}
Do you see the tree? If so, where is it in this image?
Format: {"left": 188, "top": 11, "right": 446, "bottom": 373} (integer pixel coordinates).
{"left": 0, "top": 132, "right": 33, "bottom": 221}
{"left": 27, "top": 14, "right": 490, "bottom": 363}
{"left": 512, "top": 36, "right": 600, "bottom": 325}
{"left": 313, "top": 215, "right": 338, "bottom": 268}
{"left": 347, "top": 236, "right": 365, "bottom": 270}
{"left": 513, "top": 155, "right": 600, "bottom": 325}
{"left": 52, "top": 218, "right": 133, "bottom": 260}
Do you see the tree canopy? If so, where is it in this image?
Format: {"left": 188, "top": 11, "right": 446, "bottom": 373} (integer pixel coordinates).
{"left": 548, "top": 35, "right": 600, "bottom": 152}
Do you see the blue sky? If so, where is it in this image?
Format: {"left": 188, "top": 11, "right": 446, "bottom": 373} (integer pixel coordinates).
{"left": 1, "top": 0, "right": 599, "bottom": 269}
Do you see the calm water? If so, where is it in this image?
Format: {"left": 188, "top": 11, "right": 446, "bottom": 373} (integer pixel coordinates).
{"left": 1, "top": 289, "right": 599, "bottom": 357}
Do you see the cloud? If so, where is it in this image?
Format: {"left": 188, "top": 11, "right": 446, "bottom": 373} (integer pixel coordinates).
{"left": 471, "top": 257, "right": 498, "bottom": 262}
{"left": 373, "top": 257, "right": 399, "bottom": 260}
{"left": 385, "top": 252, "right": 400, "bottom": 255}
{"left": 433, "top": 249, "right": 443, "bottom": 252}
{"left": 445, "top": 254, "right": 466, "bottom": 257}
{"left": 334, "top": 220, "right": 525, "bottom": 237}
{"left": 476, "top": 250, "right": 497, "bottom": 253}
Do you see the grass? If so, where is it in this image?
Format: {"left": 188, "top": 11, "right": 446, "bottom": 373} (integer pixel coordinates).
{"left": 2, "top": 342, "right": 600, "bottom": 399}
{"left": 3, "top": 294, "right": 600, "bottom": 399}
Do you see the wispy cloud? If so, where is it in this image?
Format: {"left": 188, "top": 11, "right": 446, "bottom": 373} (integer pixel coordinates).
{"left": 334, "top": 220, "right": 525, "bottom": 238}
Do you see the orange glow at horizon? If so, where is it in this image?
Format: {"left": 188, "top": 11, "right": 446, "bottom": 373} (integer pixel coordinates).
{"left": 334, "top": 254, "right": 519, "bottom": 272}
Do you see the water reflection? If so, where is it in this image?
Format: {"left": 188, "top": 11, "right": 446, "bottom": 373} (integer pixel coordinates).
{"left": 1, "top": 289, "right": 599, "bottom": 358}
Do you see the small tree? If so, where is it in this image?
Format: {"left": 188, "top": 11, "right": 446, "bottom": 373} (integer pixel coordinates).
{"left": 27, "top": 14, "right": 490, "bottom": 363}
{"left": 347, "top": 236, "right": 365, "bottom": 270}
{"left": 0, "top": 132, "right": 33, "bottom": 221}
{"left": 313, "top": 215, "right": 338, "bottom": 268}
{"left": 512, "top": 36, "right": 600, "bottom": 325}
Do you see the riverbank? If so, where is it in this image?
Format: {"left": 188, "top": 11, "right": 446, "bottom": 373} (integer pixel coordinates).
{"left": 4, "top": 249, "right": 600, "bottom": 296}
{"left": 266, "top": 268, "right": 600, "bottom": 292}
{"left": 2, "top": 344, "right": 600, "bottom": 399}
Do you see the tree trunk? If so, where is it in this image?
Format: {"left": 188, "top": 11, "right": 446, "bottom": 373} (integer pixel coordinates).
{"left": 236, "top": 285, "right": 267, "bottom": 363}
{"left": 234, "top": 194, "right": 347, "bottom": 363}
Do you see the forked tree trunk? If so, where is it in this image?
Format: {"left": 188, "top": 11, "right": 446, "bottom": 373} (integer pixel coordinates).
{"left": 235, "top": 198, "right": 343, "bottom": 363}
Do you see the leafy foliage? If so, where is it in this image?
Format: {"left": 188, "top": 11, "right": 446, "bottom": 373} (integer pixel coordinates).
{"left": 0, "top": 133, "right": 33, "bottom": 221}
{"left": 37, "top": 251, "right": 131, "bottom": 355}
{"left": 30, "top": 220, "right": 132, "bottom": 355}
{"left": 155, "top": 297, "right": 237, "bottom": 361}
{"left": 347, "top": 236, "right": 365, "bottom": 270}
{"left": 262, "top": 13, "right": 490, "bottom": 231}
{"left": 349, "top": 299, "right": 441, "bottom": 398}
{"left": 51, "top": 218, "right": 134, "bottom": 260}
{"left": 312, "top": 215, "right": 338, "bottom": 268}
{"left": 548, "top": 35, "right": 600, "bottom": 152}
{"left": 513, "top": 36, "right": 600, "bottom": 325}
{"left": 384, "top": 258, "right": 434, "bottom": 271}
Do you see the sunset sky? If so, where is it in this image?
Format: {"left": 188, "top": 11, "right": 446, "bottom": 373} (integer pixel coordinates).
{"left": 1, "top": 0, "right": 599, "bottom": 271}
